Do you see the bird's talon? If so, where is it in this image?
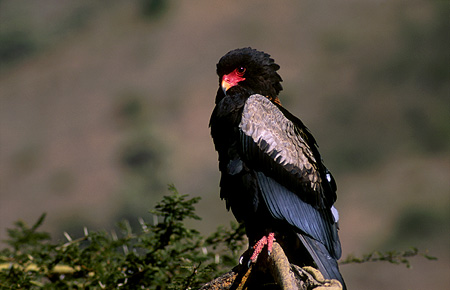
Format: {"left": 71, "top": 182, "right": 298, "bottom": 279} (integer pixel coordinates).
{"left": 249, "top": 233, "right": 275, "bottom": 262}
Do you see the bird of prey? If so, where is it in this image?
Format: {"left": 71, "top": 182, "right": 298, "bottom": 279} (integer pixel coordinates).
{"left": 209, "top": 47, "right": 346, "bottom": 288}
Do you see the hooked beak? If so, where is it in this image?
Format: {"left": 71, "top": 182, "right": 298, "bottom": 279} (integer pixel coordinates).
{"left": 220, "top": 70, "right": 245, "bottom": 94}
{"left": 221, "top": 79, "right": 232, "bottom": 94}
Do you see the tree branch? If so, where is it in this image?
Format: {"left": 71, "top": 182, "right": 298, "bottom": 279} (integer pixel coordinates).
{"left": 198, "top": 242, "right": 342, "bottom": 290}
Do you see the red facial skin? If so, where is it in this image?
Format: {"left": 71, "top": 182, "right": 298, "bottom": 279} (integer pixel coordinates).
{"left": 222, "top": 68, "right": 282, "bottom": 106}
{"left": 221, "top": 68, "right": 246, "bottom": 92}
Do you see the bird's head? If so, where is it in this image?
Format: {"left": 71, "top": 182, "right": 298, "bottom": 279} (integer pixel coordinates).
{"left": 216, "top": 47, "right": 283, "bottom": 105}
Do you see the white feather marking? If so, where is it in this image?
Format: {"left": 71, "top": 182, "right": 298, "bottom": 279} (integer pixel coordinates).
{"left": 331, "top": 206, "right": 339, "bottom": 223}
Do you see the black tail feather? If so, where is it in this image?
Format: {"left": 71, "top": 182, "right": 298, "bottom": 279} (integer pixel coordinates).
{"left": 298, "top": 234, "right": 346, "bottom": 290}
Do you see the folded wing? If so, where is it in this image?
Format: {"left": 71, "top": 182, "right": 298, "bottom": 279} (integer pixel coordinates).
{"left": 239, "top": 94, "right": 341, "bottom": 259}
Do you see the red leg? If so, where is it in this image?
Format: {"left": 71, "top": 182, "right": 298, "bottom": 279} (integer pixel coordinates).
{"left": 249, "top": 232, "right": 276, "bottom": 263}
{"left": 267, "top": 232, "right": 275, "bottom": 255}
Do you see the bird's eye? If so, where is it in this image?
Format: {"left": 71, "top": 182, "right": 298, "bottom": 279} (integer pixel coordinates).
{"left": 236, "top": 67, "right": 246, "bottom": 76}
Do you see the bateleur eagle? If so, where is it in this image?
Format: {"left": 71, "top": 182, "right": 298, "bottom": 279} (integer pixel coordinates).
{"left": 209, "top": 47, "right": 346, "bottom": 289}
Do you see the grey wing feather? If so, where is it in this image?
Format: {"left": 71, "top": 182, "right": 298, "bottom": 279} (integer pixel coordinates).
{"left": 239, "top": 94, "right": 341, "bottom": 258}
{"left": 237, "top": 94, "right": 344, "bottom": 288}
{"left": 239, "top": 94, "right": 324, "bottom": 205}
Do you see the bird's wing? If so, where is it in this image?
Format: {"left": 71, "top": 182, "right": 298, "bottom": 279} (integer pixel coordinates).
{"left": 298, "top": 233, "right": 346, "bottom": 287}
{"left": 256, "top": 172, "right": 341, "bottom": 259}
{"left": 239, "top": 94, "right": 341, "bottom": 258}
{"left": 239, "top": 94, "right": 333, "bottom": 208}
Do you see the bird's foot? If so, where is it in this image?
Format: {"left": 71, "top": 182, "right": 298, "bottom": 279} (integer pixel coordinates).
{"left": 249, "top": 232, "right": 275, "bottom": 263}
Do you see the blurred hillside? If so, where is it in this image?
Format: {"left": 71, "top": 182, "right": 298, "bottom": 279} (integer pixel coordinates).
{"left": 1, "top": 0, "right": 449, "bottom": 289}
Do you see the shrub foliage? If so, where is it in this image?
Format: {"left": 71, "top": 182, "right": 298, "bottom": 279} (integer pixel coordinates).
{"left": 0, "top": 185, "right": 435, "bottom": 289}
{"left": 0, "top": 185, "right": 245, "bottom": 289}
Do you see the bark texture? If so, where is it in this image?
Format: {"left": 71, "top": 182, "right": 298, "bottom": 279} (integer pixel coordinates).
{"left": 198, "top": 242, "right": 342, "bottom": 290}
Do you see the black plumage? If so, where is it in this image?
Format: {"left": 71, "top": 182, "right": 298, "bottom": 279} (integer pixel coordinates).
{"left": 209, "top": 47, "right": 345, "bottom": 288}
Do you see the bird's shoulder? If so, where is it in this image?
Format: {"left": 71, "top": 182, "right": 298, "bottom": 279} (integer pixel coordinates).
{"left": 239, "top": 94, "right": 333, "bottom": 208}
{"left": 240, "top": 94, "right": 318, "bottom": 175}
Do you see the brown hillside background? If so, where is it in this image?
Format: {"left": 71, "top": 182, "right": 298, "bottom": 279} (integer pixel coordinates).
{"left": 1, "top": 1, "right": 449, "bottom": 289}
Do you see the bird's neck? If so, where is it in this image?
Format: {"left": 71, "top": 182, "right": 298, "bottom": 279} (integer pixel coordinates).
{"left": 268, "top": 95, "right": 282, "bottom": 106}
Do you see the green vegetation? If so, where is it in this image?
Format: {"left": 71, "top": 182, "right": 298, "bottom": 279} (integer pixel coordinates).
{"left": 0, "top": 185, "right": 246, "bottom": 289}
{"left": 1, "top": 185, "right": 435, "bottom": 289}
{"left": 340, "top": 247, "right": 436, "bottom": 269}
